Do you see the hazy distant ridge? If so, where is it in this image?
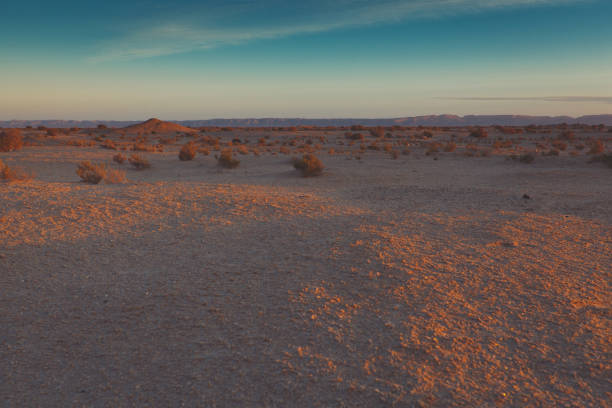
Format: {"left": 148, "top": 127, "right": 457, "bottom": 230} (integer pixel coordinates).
{"left": 3, "top": 114, "right": 612, "bottom": 128}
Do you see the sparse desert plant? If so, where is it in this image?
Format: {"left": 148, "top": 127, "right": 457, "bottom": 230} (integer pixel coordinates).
{"left": 76, "top": 161, "right": 106, "bottom": 184}
{"left": 425, "top": 142, "right": 442, "bottom": 155}
{"left": 443, "top": 142, "right": 456, "bottom": 152}
{"left": 104, "top": 168, "right": 127, "bottom": 184}
{"left": 293, "top": 153, "right": 324, "bottom": 177}
{"left": 519, "top": 154, "right": 535, "bottom": 163}
{"left": 113, "top": 153, "right": 126, "bottom": 164}
{"left": 101, "top": 139, "right": 117, "bottom": 150}
{"left": 179, "top": 142, "right": 197, "bottom": 161}
{"left": 0, "top": 159, "right": 32, "bottom": 182}
{"left": 236, "top": 145, "right": 249, "bottom": 155}
{"left": 588, "top": 140, "right": 605, "bottom": 155}
{"left": 128, "top": 154, "right": 150, "bottom": 169}
{"left": 558, "top": 130, "right": 575, "bottom": 141}
{"left": 552, "top": 140, "right": 567, "bottom": 151}
{"left": 217, "top": 149, "right": 240, "bottom": 168}
{"left": 198, "top": 147, "right": 210, "bottom": 156}
{"left": 65, "top": 139, "right": 95, "bottom": 147}
{"left": 0, "top": 129, "right": 24, "bottom": 152}
{"left": 470, "top": 128, "right": 488, "bottom": 138}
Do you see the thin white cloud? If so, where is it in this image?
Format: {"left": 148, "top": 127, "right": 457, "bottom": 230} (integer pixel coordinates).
{"left": 90, "top": 0, "right": 583, "bottom": 62}
{"left": 442, "top": 96, "right": 612, "bottom": 103}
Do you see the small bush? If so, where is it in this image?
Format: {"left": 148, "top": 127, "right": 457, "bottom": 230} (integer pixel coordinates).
{"left": 179, "top": 142, "right": 197, "bottom": 161}
{"left": 217, "top": 149, "right": 240, "bottom": 168}
{"left": 0, "top": 159, "right": 32, "bottom": 182}
{"left": 293, "top": 154, "right": 324, "bottom": 177}
{"left": 128, "top": 154, "right": 150, "bottom": 169}
{"left": 101, "top": 139, "right": 117, "bottom": 150}
{"left": 76, "top": 161, "right": 106, "bottom": 184}
{"left": 443, "top": 142, "right": 456, "bottom": 152}
{"left": 113, "top": 153, "right": 126, "bottom": 164}
{"left": 519, "top": 154, "right": 535, "bottom": 163}
{"left": 104, "top": 168, "right": 127, "bottom": 184}
{"left": 588, "top": 140, "right": 605, "bottom": 155}
{"left": 470, "top": 128, "right": 488, "bottom": 138}
{"left": 0, "top": 129, "right": 24, "bottom": 152}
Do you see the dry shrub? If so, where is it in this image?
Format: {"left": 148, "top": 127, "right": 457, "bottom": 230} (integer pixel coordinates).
{"left": 236, "top": 145, "right": 249, "bottom": 155}
{"left": 0, "top": 159, "right": 32, "bottom": 182}
{"left": 588, "top": 140, "right": 605, "bottom": 155}
{"left": 390, "top": 150, "right": 399, "bottom": 159}
{"left": 551, "top": 140, "right": 567, "bottom": 151}
{"left": 444, "top": 142, "right": 456, "bottom": 152}
{"left": 179, "top": 142, "right": 197, "bottom": 161}
{"left": 132, "top": 142, "right": 155, "bottom": 152}
{"left": 128, "top": 154, "right": 151, "bottom": 169}
{"left": 280, "top": 146, "right": 291, "bottom": 154}
{"left": 104, "top": 168, "right": 127, "bottom": 184}
{"left": 76, "top": 161, "right": 106, "bottom": 184}
{"left": 113, "top": 153, "right": 126, "bottom": 164}
{"left": 426, "top": 142, "right": 442, "bottom": 155}
{"left": 65, "top": 139, "right": 95, "bottom": 147}
{"left": 558, "top": 130, "right": 575, "bottom": 141}
{"left": 293, "top": 154, "right": 324, "bottom": 177}
{"left": 519, "top": 154, "right": 535, "bottom": 163}
{"left": 217, "top": 149, "right": 240, "bottom": 168}
{"left": 198, "top": 147, "right": 210, "bottom": 156}
{"left": 101, "top": 139, "right": 117, "bottom": 150}
{"left": 470, "top": 128, "right": 488, "bottom": 138}
{"left": 0, "top": 129, "right": 24, "bottom": 152}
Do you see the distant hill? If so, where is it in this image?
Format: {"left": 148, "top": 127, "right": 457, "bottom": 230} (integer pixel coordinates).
{"left": 121, "top": 118, "right": 196, "bottom": 134}
{"left": 2, "top": 114, "right": 612, "bottom": 128}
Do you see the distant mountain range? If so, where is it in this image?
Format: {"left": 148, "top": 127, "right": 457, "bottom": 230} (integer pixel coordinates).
{"left": 2, "top": 114, "right": 612, "bottom": 128}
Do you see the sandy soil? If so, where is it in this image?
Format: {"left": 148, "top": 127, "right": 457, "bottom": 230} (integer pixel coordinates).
{"left": 1, "top": 127, "right": 611, "bottom": 407}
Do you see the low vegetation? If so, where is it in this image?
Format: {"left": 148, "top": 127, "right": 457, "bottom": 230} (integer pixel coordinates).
{"left": 179, "top": 142, "right": 197, "bottom": 161}
{"left": 0, "top": 159, "right": 32, "bottom": 182}
{"left": 76, "top": 161, "right": 127, "bottom": 184}
{"left": 113, "top": 153, "right": 126, "bottom": 164}
{"left": 128, "top": 154, "right": 151, "bottom": 169}
{"left": 76, "top": 161, "right": 106, "bottom": 184}
{"left": 217, "top": 149, "right": 240, "bottom": 168}
{"left": 0, "top": 129, "right": 24, "bottom": 152}
{"left": 293, "top": 154, "right": 324, "bottom": 177}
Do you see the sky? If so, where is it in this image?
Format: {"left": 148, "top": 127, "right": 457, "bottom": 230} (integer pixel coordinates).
{"left": 1, "top": 0, "right": 611, "bottom": 120}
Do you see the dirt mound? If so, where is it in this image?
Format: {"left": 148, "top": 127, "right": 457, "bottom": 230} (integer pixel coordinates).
{"left": 123, "top": 118, "right": 196, "bottom": 134}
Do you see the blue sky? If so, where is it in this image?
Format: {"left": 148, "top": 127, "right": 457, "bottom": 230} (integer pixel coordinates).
{"left": 1, "top": 0, "right": 611, "bottom": 119}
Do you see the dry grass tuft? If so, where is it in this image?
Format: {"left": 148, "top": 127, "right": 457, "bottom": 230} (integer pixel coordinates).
{"left": 217, "top": 149, "right": 240, "bottom": 169}
{"left": 113, "top": 153, "right": 126, "bottom": 164}
{"left": 179, "top": 142, "right": 197, "bottom": 161}
{"left": 128, "top": 154, "right": 151, "bottom": 169}
{"left": 293, "top": 153, "right": 324, "bottom": 177}
{"left": 104, "top": 168, "right": 127, "bottom": 184}
{"left": 0, "top": 129, "right": 24, "bottom": 152}
{"left": 76, "top": 161, "right": 106, "bottom": 184}
{"left": 0, "top": 159, "right": 32, "bottom": 182}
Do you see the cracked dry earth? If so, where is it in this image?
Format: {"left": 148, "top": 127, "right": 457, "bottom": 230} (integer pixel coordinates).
{"left": 1, "top": 154, "right": 611, "bottom": 407}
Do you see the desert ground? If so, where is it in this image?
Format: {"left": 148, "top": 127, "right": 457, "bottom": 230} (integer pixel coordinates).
{"left": 1, "top": 121, "right": 611, "bottom": 407}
